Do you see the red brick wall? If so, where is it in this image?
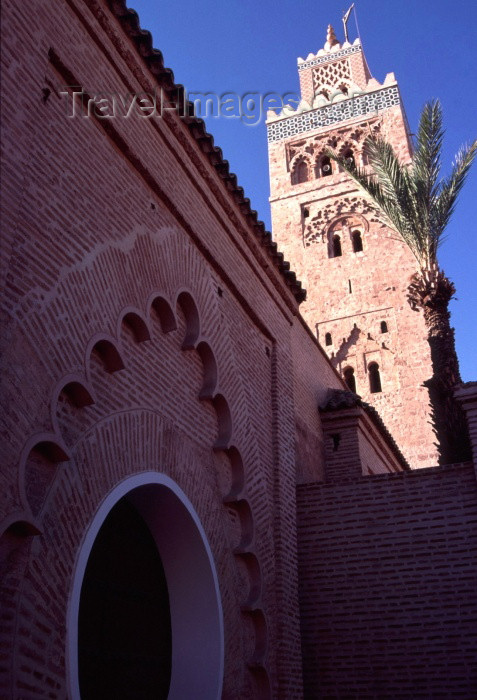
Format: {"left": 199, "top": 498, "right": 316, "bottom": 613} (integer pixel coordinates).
{"left": 321, "top": 411, "right": 362, "bottom": 480}
{"left": 297, "top": 463, "right": 477, "bottom": 697}
{"left": 0, "top": 0, "right": 308, "bottom": 696}
{"left": 456, "top": 383, "right": 477, "bottom": 473}
{"left": 357, "top": 427, "right": 399, "bottom": 475}
{"left": 290, "top": 319, "right": 344, "bottom": 483}
{"left": 320, "top": 406, "right": 404, "bottom": 481}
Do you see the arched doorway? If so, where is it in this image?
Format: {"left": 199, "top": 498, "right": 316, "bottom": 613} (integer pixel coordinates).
{"left": 68, "top": 473, "right": 224, "bottom": 700}
{"left": 78, "top": 498, "right": 172, "bottom": 698}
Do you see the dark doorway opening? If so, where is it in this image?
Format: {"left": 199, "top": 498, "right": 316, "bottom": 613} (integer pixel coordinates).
{"left": 78, "top": 498, "right": 172, "bottom": 699}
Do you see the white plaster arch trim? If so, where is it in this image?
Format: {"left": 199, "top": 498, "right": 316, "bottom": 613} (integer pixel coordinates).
{"left": 66, "top": 471, "right": 224, "bottom": 700}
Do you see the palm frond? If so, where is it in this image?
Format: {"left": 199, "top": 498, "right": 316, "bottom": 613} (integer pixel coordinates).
{"left": 328, "top": 100, "right": 476, "bottom": 272}
{"left": 410, "top": 100, "right": 444, "bottom": 266}
{"left": 431, "top": 140, "right": 477, "bottom": 245}
{"left": 328, "top": 140, "right": 402, "bottom": 228}
{"left": 328, "top": 139, "right": 423, "bottom": 263}
{"left": 412, "top": 99, "right": 443, "bottom": 200}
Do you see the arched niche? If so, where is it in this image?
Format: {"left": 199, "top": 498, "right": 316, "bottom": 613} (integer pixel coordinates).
{"left": 212, "top": 394, "right": 232, "bottom": 449}
{"left": 148, "top": 294, "right": 177, "bottom": 334}
{"left": 368, "top": 361, "right": 382, "bottom": 394}
{"left": 351, "top": 229, "right": 363, "bottom": 252}
{"left": 119, "top": 309, "right": 151, "bottom": 343}
{"left": 316, "top": 155, "right": 332, "bottom": 178}
{"left": 0, "top": 517, "right": 41, "bottom": 579}
{"left": 176, "top": 291, "right": 200, "bottom": 349}
{"left": 67, "top": 472, "right": 224, "bottom": 700}
{"left": 332, "top": 234, "right": 342, "bottom": 258}
{"left": 343, "top": 366, "right": 357, "bottom": 393}
{"left": 327, "top": 213, "right": 369, "bottom": 237}
{"left": 20, "top": 437, "right": 70, "bottom": 516}
{"left": 291, "top": 158, "right": 309, "bottom": 185}
{"left": 89, "top": 338, "right": 125, "bottom": 373}
{"left": 196, "top": 341, "right": 218, "bottom": 399}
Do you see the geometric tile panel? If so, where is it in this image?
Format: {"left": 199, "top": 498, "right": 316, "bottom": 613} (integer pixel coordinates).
{"left": 267, "top": 86, "right": 401, "bottom": 143}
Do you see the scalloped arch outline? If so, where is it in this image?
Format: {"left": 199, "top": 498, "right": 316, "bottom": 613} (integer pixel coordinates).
{"left": 11, "top": 284, "right": 271, "bottom": 689}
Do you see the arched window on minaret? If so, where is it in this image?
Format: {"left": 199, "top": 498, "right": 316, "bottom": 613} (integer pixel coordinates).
{"left": 338, "top": 83, "right": 349, "bottom": 96}
{"left": 368, "top": 362, "right": 382, "bottom": 393}
{"left": 344, "top": 366, "right": 356, "bottom": 392}
{"left": 343, "top": 149, "right": 355, "bottom": 168}
{"left": 352, "top": 230, "right": 363, "bottom": 252}
{"left": 291, "top": 159, "right": 308, "bottom": 185}
{"left": 380, "top": 321, "right": 388, "bottom": 334}
{"left": 325, "top": 332, "right": 332, "bottom": 346}
{"left": 332, "top": 234, "right": 342, "bottom": 257}
{"left": 318, "top": 156, "right": 332, "bottom": 178}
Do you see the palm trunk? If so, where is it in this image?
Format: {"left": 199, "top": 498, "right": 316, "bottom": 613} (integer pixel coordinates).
{"left": 408, "top": 266, "right": 471, "bottom": 464}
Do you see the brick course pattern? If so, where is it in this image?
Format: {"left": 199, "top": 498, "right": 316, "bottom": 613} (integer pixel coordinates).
{"left": 297, "top": 463, "right": 477, "bottom": 697}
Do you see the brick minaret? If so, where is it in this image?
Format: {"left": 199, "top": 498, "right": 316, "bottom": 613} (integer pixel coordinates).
{"left": 267, "top": 23, "right": 439, "bottom": 468}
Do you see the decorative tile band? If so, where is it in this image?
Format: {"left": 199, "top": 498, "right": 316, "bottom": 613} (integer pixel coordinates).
{"left": 297, "top": 45, "right": 361, "bottom": 71}
{"left": 267, "top": 86, "right": 400, "bottom": 143}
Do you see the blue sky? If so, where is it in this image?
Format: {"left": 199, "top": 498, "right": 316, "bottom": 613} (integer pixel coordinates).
{"left": 137, "top": 0, "right": 476, "bottom": 381}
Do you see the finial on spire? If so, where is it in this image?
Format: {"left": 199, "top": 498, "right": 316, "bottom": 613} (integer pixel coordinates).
{"left": 325, "top": 24, "right": 339, "bottom": 50}
{"left": 342, "top": 4, "right": 355, "bottom": 43}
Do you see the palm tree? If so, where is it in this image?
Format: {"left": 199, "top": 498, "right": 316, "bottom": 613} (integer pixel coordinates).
{"left": 328, "top": 100, "right": 476, "bottom": 464}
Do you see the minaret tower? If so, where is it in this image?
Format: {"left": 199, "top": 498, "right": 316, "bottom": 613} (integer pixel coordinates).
{"left": 267, "top": 22, "right": 439, "bottom": 468}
